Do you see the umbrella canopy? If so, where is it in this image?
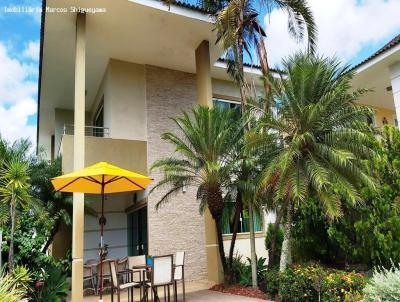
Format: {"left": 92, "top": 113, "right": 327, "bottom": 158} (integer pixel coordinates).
{"left": 51, "top": 161, "right": 152, "bottom": 301}
{"left": 51, "top": 161, "right": 152, "bottom": 194}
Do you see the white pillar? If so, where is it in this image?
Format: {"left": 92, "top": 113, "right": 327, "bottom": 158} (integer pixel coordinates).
{"left": 71, "top": 13, "right": 86, "bottom": 301}
{"left": 389, "top": 62, "right": 400, "bottom": 127}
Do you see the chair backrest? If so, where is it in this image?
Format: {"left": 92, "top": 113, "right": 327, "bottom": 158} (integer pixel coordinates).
{"left": 128, "top": 255, "right": 146, "bottom": 270}
{"left": 97, "top": 260, "right": 111, "bottom": 276}
{"left": 109, "top": 261, "right": 119, "bottom": 288}
{"left": 117, "top": 257, "right": 128, "bottom": 272}
{"left": 174, "top": 251, "right": 185, "bottom": 280}
{"left": 83, "top": 265, "right": 93, "bottom": 278}
{"left": 152, "top": 255, "right": 173, "bottom": 286}
{"left": 85, "top": 259, "right": 98, "bottom": 265}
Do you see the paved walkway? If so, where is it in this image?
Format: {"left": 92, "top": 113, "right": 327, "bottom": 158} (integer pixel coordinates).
{"left": 78, "top": 281, "right": 271, "bottom": 302}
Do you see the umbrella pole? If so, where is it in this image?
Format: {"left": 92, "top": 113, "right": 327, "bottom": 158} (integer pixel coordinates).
{"left": 99, "top": 181, "right": 105, "bottom": 301}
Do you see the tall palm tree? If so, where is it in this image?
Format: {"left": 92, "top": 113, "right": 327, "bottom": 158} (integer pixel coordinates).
{"left": 0, "top": 160, "right": 31, "bottom": 272}
{"left": 248, "top": 53, "right": 377, "bottom": 271}
{"left": 212, "top": 0, "right": 316, "bottom": 287}
{"left": 163, "top": 0, "right": 316, "bottom": 286}
{"left": 151, "top": 106, "right": 245, "bottom": 281}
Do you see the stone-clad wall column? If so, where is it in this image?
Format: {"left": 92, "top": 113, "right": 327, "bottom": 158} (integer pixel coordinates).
{"left": 146, "top": 65, "right": 208, "bottom": 281}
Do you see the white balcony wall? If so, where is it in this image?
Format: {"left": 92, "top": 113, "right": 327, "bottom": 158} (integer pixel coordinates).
{"left": 100, "top": 59, "right": 148, "bottom": 141}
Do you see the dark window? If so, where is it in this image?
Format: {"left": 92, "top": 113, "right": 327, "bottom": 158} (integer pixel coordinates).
{"left": 93, "top": 98, "right": 104, "bottom": 137}
{"left": 213, "top": 98, "right": 241, "bottom": 114}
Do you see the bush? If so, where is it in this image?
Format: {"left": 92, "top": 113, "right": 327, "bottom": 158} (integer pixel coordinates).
{"left": 231, "top": 254, "right": 247, "bottom": 284}
{"left": 292, "top": 126, "right": 400, "bottom": 269}
{"left": 31, "top": 262, "right": 69, "bottom": 302}
{"left": 262, "top": 263, "right": 366, "bottom": 302}
{"left": 362, "top": 264, "right": 400, "bottom": 302}
{"left": 263, "top": 269, "right": 280, "bottom": 298}
{"left": 0, "top": 266, "right": 31, "bottom": 302}
{"left": 231, "top": 254, "right": 267, "bottom": 287}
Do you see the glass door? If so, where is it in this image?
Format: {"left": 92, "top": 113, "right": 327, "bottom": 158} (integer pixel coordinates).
{"left": 127, "top": 206, "right": 148, "bottom": 256}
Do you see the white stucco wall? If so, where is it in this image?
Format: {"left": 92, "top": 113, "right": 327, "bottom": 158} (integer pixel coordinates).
{"left": 83, "top": 193, "right": 133, "bottom": 262}
{"left": 107, "top": 59, "right": 147, "bottom": 141}
{"left": 223, "top": 210, "right": 276, "bottom": 261}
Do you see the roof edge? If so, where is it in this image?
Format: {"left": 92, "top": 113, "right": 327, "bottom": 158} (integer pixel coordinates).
{"left": 351, "top": 34, "right": 400, "bottom": 72}
{"left": 36, "top": 0, "right": 46, "bottom": 155}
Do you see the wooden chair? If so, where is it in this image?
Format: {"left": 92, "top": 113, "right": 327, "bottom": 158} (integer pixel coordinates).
{"left": 128, "top": 255, "right": 147, "bottom": 300}
{"left": 109, "top": 260, "right": 140, "bottom": 302}
{"left": 117, "top": 257, "right": 128, "bottom": 283}
{"left": 174, "top": 252, "right": 186, "bottom": 301}
{"left": 96, "top": 259, "right": 112, "bottom": 295}
{"left": 83, "top": 265, "right": 96, "bottom": 295}
{"left": 147, "top": 255, "right": 175, "bottom": 302}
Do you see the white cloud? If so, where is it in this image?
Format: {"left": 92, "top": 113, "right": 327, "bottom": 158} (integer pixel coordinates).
{"left": 22, "top": 40, "right": 40, "bottom": 61}
{"left": 264, "top": 0, "right": 400, "bottom": 67}
{"left": 0, "top": 42, "right": 37, "bottom": 106}
{"left": 0, "top": 41, "right": 37, "bottom": 144}
{"left": 0, "top": 99, "right": 37, "bottom": 144}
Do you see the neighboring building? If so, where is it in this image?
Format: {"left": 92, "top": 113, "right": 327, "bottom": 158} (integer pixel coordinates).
{"left": 37, "top": 0, "right": 400, "bottom": 298}
{"left": 352, "top": 34, "right": 400, "bottom": 128}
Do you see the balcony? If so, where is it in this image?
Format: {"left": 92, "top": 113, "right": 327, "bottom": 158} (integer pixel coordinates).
{"left": 58, "top": 125, "right": 147, "bottom": 175}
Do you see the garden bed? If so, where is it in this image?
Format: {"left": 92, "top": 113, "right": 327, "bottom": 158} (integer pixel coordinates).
{"left": 210, "top": 284, "right": 270, "bottom": 300}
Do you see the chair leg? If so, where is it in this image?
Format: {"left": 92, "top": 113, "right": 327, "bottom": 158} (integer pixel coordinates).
{"left": 111, "top": 286, "right": 114, "bottom": 302}
{"left": 164, "top": 285, "right": 167, "bottom": 302}
{"left": 167, "top": 284, "right": 170, "bottom": 302}
{"left": 182, "top": 279, "right": 186, "bottom": 302}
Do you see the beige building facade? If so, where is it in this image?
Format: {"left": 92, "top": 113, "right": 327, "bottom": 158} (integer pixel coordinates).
{"left": 37, "top": 0, "right": 399, "bottom": 299}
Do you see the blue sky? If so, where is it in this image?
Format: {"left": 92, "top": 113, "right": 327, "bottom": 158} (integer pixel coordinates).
{"left": 0, "top": 0, "right": 399, "bottom": 146}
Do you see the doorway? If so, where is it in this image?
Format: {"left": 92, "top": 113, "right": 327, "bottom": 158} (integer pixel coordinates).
{"left": 127, "top": 206, "right": 148, "bottom": 256}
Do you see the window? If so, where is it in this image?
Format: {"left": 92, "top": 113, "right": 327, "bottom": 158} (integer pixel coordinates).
{"left": 213, "top": 98, "right": 241, "bottom": 113}
{"left": 222, "top": 208, "right": 263, "bottom": 235}
{"left": 93, "top": 98, "right": 104, "bottom": 137}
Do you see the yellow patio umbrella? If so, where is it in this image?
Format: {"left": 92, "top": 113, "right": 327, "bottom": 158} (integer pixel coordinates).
{"left": 51, "top": 161, "right": 152, "bottom": 300}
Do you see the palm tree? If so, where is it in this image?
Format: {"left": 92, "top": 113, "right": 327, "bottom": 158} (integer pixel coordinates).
{"left": 215, "top": 0, "right": 316, "bottom": 102}
{"left": 0, "top": 160, "right": 31, "bottom": 272}
{"left": 150, "top": 106, "right": 245, "bottom": 282}
{"left": 212, "top": 0, "right": 316, "bottom": 287}
{"left": 249, "top": 53, "right": 377, "bottom": 271}
{"left": 164, "top": 0, "right": 316, "bottom": 286}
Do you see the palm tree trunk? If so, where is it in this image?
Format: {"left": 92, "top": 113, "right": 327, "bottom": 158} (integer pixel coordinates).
{"left": 8, "top": 197, "right": 16, "bottom": 272}
{"left": 214, "top": 216, "right": 229, "bottom": 282}
{"left": 279, "top": 201, "right": 294, "bottom": 272}
{"left": 268, "top": 203, "right": 286, "bottom": 268}
{"left": 228, "top": 193, "right": 243, "bottom": 269}
{"left": 248, "top": 201, "right": 258, "bottom": 288}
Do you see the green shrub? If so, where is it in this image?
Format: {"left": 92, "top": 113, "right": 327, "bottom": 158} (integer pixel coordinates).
{"left": 231, "top": 254, "right": 267, "bottom": 287}
{"left": 231, "top": 254, "right": 247, "bottom": 284}
{"left": 291, "top": 126, "right": 400, "bottom": 269}
{"left": 0, "top": 266, "right": 31, "bottom": 302}
{"left": 265, "top": 223, "right": 284, "bottom": 267}
{"left": 362, "top": 264, "right": 400, "bottom": 302}
{"left": 31, "top": 262, "right": 69, "bottom": 302}
{"left": 279, "top": 266, "right": 315, "bottom": 301}
{"left": 262, "top": 269, "right": 280, "bottom": 298}
{"left": 266, "top": 263, "right": 366, "bottom": 302}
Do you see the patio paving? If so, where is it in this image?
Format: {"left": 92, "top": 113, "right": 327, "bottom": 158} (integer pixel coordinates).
{"left": 76, "top": 281, "right": 272, "bottom": 302}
